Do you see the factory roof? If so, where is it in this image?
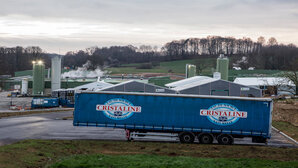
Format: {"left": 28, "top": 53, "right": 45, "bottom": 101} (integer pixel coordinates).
{"left": 97, "top": 80, "right": 156, "bottom": 91}
{"left": 165, "top": 76, "right": 212, "bottom": 88}
{"left": 74, "top": 81, "right": 113, "bottom": 91}
{"left": 171, "top": 78, "right": 219, "bottom": 91}
{"left": 234, "top": 77, "right": 295, "bottom": 86}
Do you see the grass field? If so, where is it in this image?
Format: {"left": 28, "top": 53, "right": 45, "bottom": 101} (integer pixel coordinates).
{"left": 0, "top": 140, "right": 297, "bottom": 168}
{"left": 106, "top": 58, "right": 282, "bottom": 81}
{"left": 106, "top": 58, "right": 216, "bottom": 75}
{"left": 50, "top": 154, "right": 297, "bottom": 168}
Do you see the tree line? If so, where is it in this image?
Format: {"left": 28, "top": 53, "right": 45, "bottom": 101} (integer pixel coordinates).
{"left": 0, "top": 46, "right": 50, "bottom": 76}
{"left": 0, "top": 36, "right": 297, "bottom": 76}
{"left": 63, "top": 36, "right": 298, "bottom": 71}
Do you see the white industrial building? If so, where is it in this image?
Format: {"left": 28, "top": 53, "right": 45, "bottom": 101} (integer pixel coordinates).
{"left": 234, "top": 77, "right": 296, "bottom": 96}
{"left": 166, "top": 76, "right": 262, "bottom": 97}
{"left": 74, "top": 80, "right": 113, "bottom": 91}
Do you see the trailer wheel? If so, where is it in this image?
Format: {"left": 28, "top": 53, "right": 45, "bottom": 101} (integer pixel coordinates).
{"left": 179, "top": 132, "right": 195, "bottom": 143}
{"left": 217, "top": 134, "right": 234, "bottom": 145}
{"left": 198, "top": 133, "right": 213, "bottom": 144}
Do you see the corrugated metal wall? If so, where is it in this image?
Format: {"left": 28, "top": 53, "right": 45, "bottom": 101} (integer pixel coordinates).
{"left": 179, "top": 80, "right": 262, "bottom": 97}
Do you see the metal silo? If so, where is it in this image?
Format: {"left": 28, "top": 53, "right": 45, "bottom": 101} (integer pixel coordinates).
{"left": 216, "top": 54, "right": 229, "bottom": 81}
{"left": 21, "top": 78, "right": 28, "bottom": 95}
{"left": 51, "top": 55, "right": 61, "bottom": 91}
{"left": 32, "top": 60, "right": 45, "bottom": 95}
{"left": 185, "top": 64, "right": 196, "bottom": 78}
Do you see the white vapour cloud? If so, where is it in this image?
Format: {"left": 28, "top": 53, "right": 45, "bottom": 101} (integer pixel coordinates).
{"left": 61, "top": 61, "right": 105, "bottom": 78}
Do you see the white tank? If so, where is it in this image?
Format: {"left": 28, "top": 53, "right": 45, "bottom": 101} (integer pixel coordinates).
{"left": 213, "top": 72, "right": 221, "bottom": 79}
{"left": 21, "top": 78, "right": 28, "bottom": 95}
{"left": 51, "top": 55, "right": 62, "bottom": 91}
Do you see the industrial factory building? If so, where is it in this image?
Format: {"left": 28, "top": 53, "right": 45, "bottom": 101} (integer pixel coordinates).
{"left": 167, "top": 76, "right": 262, "bottom": 97}
{"left": 98, "top": 80, "right": 177, "bottom": 94}
{"left": 234, "top": 77, "right": 296, "bottom": 96}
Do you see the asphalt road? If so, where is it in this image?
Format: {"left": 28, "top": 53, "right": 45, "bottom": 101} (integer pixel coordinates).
{"left": 0, "top": 111, "right": 296, "bottom": 147}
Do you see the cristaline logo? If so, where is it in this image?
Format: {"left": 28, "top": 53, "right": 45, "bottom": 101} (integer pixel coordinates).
{"left": 96, "top": 98, "right": 141, "bottom": 120}
{"left": 200, "top": 103, "right": 247, "bottom": 126}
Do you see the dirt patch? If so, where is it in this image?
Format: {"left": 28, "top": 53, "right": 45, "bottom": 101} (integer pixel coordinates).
{"left": 273, "top": 101, "right": 298, "bottom": 126}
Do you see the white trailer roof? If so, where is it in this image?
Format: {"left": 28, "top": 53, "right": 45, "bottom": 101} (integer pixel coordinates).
{"left": 234, "top": 77, "right": 295, "bottom": 86}
{"left": 165, "top": 76, "right": 212, "bottom": 88}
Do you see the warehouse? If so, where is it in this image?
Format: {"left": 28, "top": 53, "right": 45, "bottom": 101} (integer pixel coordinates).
{"left": 98, "top": 80, "right": 176, "bottom": 94}
{"left": 234, "top": 77, "right": 296, "bottom": 96}
{"left": 168, "top": 77, "right": 262, "bottom": 97}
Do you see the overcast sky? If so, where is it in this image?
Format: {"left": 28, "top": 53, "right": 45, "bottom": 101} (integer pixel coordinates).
{"left": 0, "top": 0, "right": 298, "bottom": 54}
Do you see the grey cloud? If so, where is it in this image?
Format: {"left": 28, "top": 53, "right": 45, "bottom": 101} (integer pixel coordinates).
{"left": 1, "top": 0, "right": 298, "bottom": 53}
{"left": 0, "top": 0, "right": 297, "bottom": 26}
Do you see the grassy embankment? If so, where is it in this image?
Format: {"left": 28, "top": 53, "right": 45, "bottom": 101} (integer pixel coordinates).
{"left": 0, "top": 109, "right": 72, "bottom": 119}
{"left": 272, "top": 100, "right": 298, "bottom": 141}
{"left": 0, "top": 140, "right": 297, "bottom": 168}
{"left": 273, "top": 121, "right": 298, "bottom": 141}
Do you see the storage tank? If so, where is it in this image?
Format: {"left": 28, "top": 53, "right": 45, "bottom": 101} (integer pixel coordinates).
{"left": 185, "top": 64, "right": 196, "bottom": 78}
{"left": 213, "top": 72, "right": 221, "bottom": 79}
{"left": 32, "top": 61, "right": 45, "bottom": 95}
{"left": 216, "top": 54, "right": 229, "bottom": 81}
{"left": 21, "top": 78, "right": 28, "bottom": 95}
{"left": 51, "top": 55, "right": 61, "bottom": 91}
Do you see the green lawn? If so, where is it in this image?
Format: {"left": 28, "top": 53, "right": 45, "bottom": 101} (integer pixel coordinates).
{"left": 106, "top": 58, "right": 282, "bottom": 81}
{"left": 50, "top": 154, "right": 298, "bottom": 168}
{"left": 0, "top": 140, "right": 297, "bottom": 168}
{"left": 273, "top": 121, "right": 298, "bottom": 141}
{"left": 106, "top": 58, "right": 216, "bottom": 75}
{"left": 106, "top": 66, "right": 168, "bottom": 74}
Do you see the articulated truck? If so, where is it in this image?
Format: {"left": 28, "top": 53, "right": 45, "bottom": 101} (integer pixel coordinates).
{"left": 73, "top": 91, "right": 272, "bottom": 145}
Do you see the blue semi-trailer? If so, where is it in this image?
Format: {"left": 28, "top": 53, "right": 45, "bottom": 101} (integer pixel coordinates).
{"left": 73, "top": 91, "right": 273, "bottom": 145}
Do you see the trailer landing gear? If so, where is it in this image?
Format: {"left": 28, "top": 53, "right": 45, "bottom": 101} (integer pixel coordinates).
{"left": 125, "top": 129, "right": 133, "bottom": 141}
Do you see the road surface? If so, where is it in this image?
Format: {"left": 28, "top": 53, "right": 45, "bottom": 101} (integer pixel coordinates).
{"left": 0, "top": 111, "right": 296, "bottom": 147}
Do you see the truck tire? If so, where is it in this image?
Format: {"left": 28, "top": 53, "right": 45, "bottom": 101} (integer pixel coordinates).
{"left": 198, "top": 133, "right": 213, "bottom": 144}
{"left": 179, "top": 132, "right": 195, "bottom": 143}
{"left": 217, "top": 134, "right": 234, "bottom": 145}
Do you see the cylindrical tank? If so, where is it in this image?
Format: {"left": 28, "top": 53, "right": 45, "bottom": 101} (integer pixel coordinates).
{"left": 51, "top": 55, "right": 61, "bottom": 91}
{"left": 21, "top": 78, "right": 28, "bottom": 95}
{"left": 32, "top": 61, "right": 45, "bottom": 95}
{"left": 213, "top": 72, "right": 221, "bottom": 79}
{"left": 216, "top": 54, "right": 229, "bottom": 81}
{"left": 185, "top": 64, "right": 196, "bottom": 78}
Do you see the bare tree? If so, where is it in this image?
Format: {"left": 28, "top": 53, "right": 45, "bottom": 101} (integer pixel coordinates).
{"left": 267, "top": 37, "right": 278, "bottom": 46}
{"left": 282, "top": 71, "right": 298, "bottom": 95}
